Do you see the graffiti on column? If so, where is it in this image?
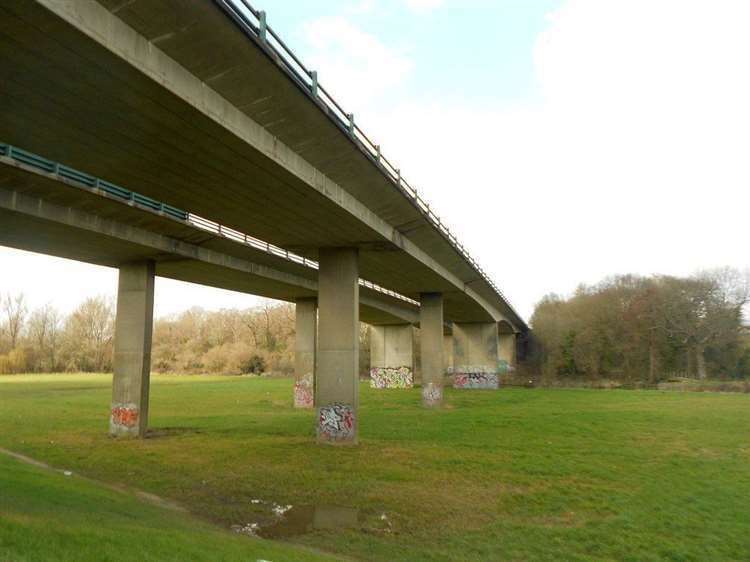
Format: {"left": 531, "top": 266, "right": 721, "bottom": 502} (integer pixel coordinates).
{"left": 453, "top": 365, "right": 500, "bottom": 389}
{"left": 318, "top": 403, "right": 355, "bottom": 442}
{"left": 370, "top": 366, "right": 413, "bottom": 389}
{"left": 422, "top": 382, "right": 443, "bottom": 406}
{"left": 110, "top": 403, "right": 139, "bottom": 428}
{"left": 294, "top": 373, "right": 314, "bottom": 408}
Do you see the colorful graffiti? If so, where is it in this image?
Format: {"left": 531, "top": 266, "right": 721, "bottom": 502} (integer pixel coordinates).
{"left": 318, "top": 403, "right": 355, "bottom": 442}
{"left": 294, "top": 373, "right": 314, "bottom": 408}
{"left": 453, "top": 365, "right": 500, "bottom": 389}
{"left": 422, "top": 382, "right": 443, "bottom": 406}
{"left": 370, "top": 366, "right": 413, "bottom": 389}
{"left": 110, "top": 404, "right": 139, "bottom": 428}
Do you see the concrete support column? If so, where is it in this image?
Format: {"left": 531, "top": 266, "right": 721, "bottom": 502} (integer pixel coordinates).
{"left": 370, "top": 324, "right": 414, "bottom": 388}
{"left": 420, "top": 293, "right": 444, "bottom": 407}
{"left": 453, "top": 322, "right": 500, "bottom": 389}
{"left": 294, "top": 298, "right": 317, "bottom": 408}
{"left": 316, "top": 248, "right": 359, "bottom": 445}
{"left": 443, "top": 334, "right": 454, "bottom": 377}
{"left": 110, "top": 260, "right": 155, "bottom": 437}
{"left": 498, "top": 332, "right": 517, "bottom": 374}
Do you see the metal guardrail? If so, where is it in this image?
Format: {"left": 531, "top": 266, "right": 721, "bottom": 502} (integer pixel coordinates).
{"left": 0, "top": 142, "right": 419, "bottom": 307}
{"left": 215, "top": 0, "right": 524, "bottom": 326}
{"left": 186, "top": 214, "right": 419, "bottom": 306}
{"left": 0, "top": 144, "right": 187, "bottom": 221}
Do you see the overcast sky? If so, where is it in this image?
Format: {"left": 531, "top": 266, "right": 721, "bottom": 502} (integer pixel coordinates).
{"left": 1, "top": 0, "right": 748, "bottom": 321}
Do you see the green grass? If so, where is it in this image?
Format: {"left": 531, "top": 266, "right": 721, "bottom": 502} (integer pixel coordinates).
{"left": 1, "top": 374, "right": 749, "bottom": 561}
{"left": 0, "top": 445, "right": 334, "bottom": 561}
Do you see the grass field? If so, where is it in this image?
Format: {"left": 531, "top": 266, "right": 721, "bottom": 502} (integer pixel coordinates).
{"left": 1, "top": 374, "right": 749, "bottom": 561}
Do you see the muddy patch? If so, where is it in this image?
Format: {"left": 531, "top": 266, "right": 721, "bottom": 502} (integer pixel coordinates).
{"left": 259, "top": 505, "right": 361, "bottom": 538}
{"left": 231, "top": 501, "right": 394, "bottom": 539}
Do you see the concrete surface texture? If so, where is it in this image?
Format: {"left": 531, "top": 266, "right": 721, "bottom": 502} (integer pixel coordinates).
{"left": 498, "top": 333, "right": 517, "bottom": 371}
{"left": 294, "top": 298, "right": 317, "bottom": 409}
{"left": 452, "top": 323, "right": 501, "bottom": 390}
{"left": 316, "top": 249, "right": 359, "bottom": 445}
{"left": 420, "top": 293, "right": 445, "bottom": 406}
{"left": 370, "top": 325, "right": 414, "bottom": 389}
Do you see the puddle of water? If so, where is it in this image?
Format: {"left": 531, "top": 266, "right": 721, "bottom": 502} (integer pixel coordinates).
{"left": 257, "top": 505, "right": 361, "bottom": 538}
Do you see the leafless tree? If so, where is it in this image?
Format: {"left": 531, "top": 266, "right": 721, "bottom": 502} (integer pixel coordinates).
{"left": 3, "top": 292, "right": 27, "bottom": 349}
{"left": 27, "top": 303, "right": 61, "bottom": 371}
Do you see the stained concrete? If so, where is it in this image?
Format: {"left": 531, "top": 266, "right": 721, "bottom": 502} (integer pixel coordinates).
{"left": 498, "top": 333, "right": 517, "bottom": 370}
{"left": 110, "top": 261, "right": 155, "bottom": 437}
{"left": 316, "top": 248, "right": 359, "bottom": 445}
{"left": 370, "top": 325, "right": 414, "bottom": 370}
{"left": 294, "top": 298, "right": 316, "bottom": 409}
{"left": 443, "top": 334, "right": 454, "bottom": 374}
{"left": 420, "top": 293, "right": 444, "bottom": 406}
{"left": 453, "top": 322, "right": 500, "bottom": 389}
{"left": 370, "top": 324, "right": 414, "bottom": 388}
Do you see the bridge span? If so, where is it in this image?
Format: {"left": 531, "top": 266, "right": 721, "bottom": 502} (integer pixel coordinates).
{"left": 0, "top": 0, "right": 527, "bottom": 444}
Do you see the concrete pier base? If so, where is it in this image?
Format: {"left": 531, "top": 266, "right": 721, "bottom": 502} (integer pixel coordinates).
{"left": 110, "top": 261, "right": 155, "bottom": 437}
{"left": 420, "top": 293, "right": 444, "bottom": 406}
{"left": 453, "top": 322, "right": 500, "bottom": 389}
{"left": 316, "top": 248, "right": 359, "bottom": 445}
{"left": 370, "top": 324, "right": 414, "bottom": 388}
{"left": 294, "top": 298, "right": 317, "bottom": 408}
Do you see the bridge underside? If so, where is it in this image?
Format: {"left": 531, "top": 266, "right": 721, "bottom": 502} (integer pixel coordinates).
{"left": 0, "top": 157, "right": 418, "bottom": 326}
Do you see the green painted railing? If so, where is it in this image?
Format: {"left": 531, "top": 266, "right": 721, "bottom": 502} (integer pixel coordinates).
{"left": 0, "top": 143, "right": 187, "bottom": 221}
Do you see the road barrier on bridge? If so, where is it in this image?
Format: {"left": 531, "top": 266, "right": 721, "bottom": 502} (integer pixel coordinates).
{"left": 0, "top": 142, "right": 418, "bottom": 308}
{"left": 0, "top": 143, "right": 188, "bottom": 222}
{"left": 215, "top": 0, "right": 523, "bottom": 326}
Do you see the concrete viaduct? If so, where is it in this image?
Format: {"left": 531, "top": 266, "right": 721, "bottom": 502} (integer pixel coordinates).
{"left": 0, "top": 0, "right": 527, "bottom": 445}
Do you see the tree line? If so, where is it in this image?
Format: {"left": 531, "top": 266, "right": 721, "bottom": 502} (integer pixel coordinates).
{"left": 0, "top": 294, "right": 113, "bottom": 374}
{"left": 528, "top": 268, "right": 750, "bottom": 382}
{"left": 0, "top": 295, "right": 370, "bottom": 375}
{"left": 3, "top": 267, "right": 747, "bottom": 381}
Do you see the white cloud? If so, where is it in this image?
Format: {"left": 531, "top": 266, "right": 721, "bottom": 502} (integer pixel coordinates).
{"left": 359, "top": 0, "right": 750, "bottom": 318}
{"left": 404, "top": 0, "right": 444, "bottom": 14}
{"left": 300, "top": 16, "right": 413, "bottom": 111}
{"left": 347, "top": 0, "right": 376, "bottom": 15}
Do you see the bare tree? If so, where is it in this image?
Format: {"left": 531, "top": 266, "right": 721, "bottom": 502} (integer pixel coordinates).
{"left": 63, "top": 296, "right": 114, "bottom": 372}
{"left": 3, "top": 292, "right": 27, "bottom": 349}
{"left": 27, "top": 304, "right": 61, "bottom": 371}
